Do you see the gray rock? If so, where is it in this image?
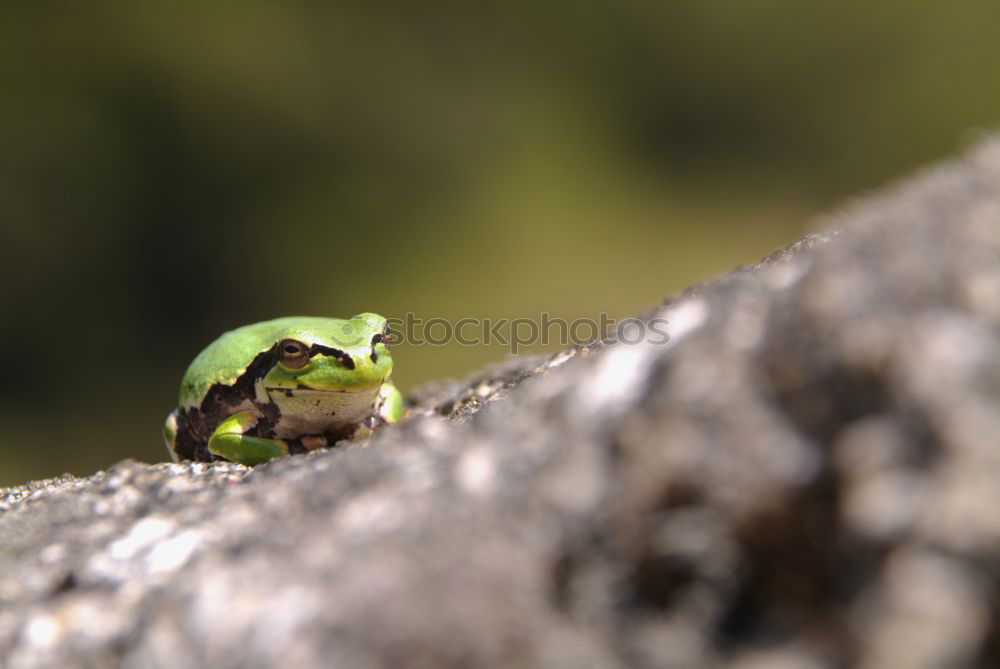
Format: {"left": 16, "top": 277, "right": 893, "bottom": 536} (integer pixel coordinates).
{"left": 3, "top": 137, "right": 1000, "bottom": 669}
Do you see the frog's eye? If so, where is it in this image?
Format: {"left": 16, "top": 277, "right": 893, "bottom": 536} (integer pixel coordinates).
{"left": 278, "top": 339, "right": 310, "bottom": 369}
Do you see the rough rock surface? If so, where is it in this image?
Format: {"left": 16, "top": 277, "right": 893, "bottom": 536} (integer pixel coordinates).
{"left": 3, "top": 137, "right": 1000, "bottom": 669}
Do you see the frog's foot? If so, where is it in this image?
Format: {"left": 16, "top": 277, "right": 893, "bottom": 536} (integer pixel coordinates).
{"left": 350, "top": 415, "right": 385, "bottom": 441}
{"left": 208, "top": 411, "right": 289, "bottom": 466}
{"left": 300, "top": 434, "right": 329, "bottom": 452}
{"left": 349, "top": 417, "right": 375, "bottom": 441}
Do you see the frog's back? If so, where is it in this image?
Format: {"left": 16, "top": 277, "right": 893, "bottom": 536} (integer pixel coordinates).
{"left": 179, "top": 317, "right": 331, "bottom": 408}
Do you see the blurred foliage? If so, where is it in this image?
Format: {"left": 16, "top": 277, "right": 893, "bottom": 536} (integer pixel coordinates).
{"left": 2, "top": 1, "right": 999, "bottom": 485}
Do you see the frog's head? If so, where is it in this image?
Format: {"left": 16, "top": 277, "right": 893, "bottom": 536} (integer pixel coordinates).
{"left": 260, "top": 313, "right": 393, "bottom": 393}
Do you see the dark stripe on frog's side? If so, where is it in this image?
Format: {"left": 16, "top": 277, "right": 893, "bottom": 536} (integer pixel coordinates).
{"left": 170, "top": 418, "right": 207, "bottom": 462}
{"left": 309, "top": 343, "right": 354, "bottom": 370}
{"left": 172, "top": 346, "right": 282, "bottom": 462}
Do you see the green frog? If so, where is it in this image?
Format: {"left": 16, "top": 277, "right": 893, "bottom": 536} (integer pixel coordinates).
{"left": 164, "top": 314, "right": 403, "bottom": 465}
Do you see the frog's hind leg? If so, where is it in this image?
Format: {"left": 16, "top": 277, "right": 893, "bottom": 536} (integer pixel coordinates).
{"left": 208, "top": 411, "right": 289, "bottom": 466}
{"left": 163, "top": 410, "right": 181, "bottom": 462}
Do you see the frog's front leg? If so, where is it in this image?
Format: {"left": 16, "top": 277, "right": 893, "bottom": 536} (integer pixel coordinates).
{"left": 353, "top": 383, "right": 405, "bottom": 440}
{"left": 378, "top": 382, "right": 405, "bottom": 424}
{"left": 208, "top": 410, "right": 288, "bottom": 466}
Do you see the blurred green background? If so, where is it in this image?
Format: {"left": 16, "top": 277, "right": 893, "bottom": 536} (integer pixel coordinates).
{"left": 2, "top": 1, "right": 999, "bottom": 485}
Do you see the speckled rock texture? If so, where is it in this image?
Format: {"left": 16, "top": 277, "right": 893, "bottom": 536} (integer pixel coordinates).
{"left": 3, "top": 137, "right": 1000, "bottom": 669}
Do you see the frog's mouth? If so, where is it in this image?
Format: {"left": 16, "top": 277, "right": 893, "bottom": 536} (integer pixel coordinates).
{"left": 265, "top": 382, "right": 383, "bottom": 396}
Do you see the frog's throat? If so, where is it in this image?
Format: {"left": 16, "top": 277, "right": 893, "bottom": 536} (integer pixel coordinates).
{"left": 266, "top": 383, "right": 382, "bottom": 439}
